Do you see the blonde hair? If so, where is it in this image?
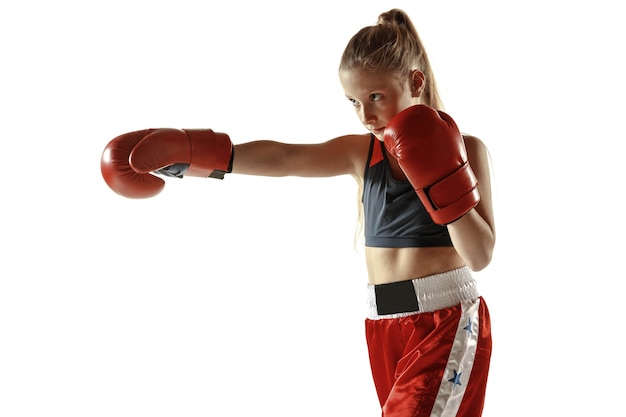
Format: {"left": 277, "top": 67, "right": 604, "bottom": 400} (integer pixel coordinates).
{"left": 339, "top": 9, "right": 444, "bottom": 247}
{"left": 339, "top": 8, "right": 443, "bottom": 110}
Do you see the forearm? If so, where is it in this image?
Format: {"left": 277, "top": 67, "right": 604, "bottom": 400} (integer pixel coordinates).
{"left": 230, "top": 136, "right": 363, "bottom": 178}
{"left": 231, "top": 141, "right": 291, "bottom": 177}
{"left": 447, "top": 209, "right": 495, "bottom": 271}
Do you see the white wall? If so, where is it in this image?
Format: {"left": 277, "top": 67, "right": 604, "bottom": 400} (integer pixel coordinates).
{"left": 1, "top": 0, "right": 624, "bottom": 415}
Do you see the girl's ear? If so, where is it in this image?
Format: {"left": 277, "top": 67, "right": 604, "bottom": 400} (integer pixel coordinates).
{"left": 410, "top": 70, "right": 426, "bottom": 98}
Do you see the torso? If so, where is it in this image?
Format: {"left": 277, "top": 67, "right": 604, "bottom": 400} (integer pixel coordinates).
{"left": 353, "top": 135, "right": 467, "bottom": 285}
{"left": 365, "top": 246, "right": 465, "bottom": 284}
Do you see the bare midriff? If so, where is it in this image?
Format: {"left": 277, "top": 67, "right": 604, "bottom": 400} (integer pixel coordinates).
{"left": 365, "top": 246, "right": 466, "bottom": 285}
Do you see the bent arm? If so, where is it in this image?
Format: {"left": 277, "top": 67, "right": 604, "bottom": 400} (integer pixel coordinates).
{"left": 447, "top": 135, "right": 496, "bottom": 271}
{"left": 231, "top": 134, "right": 370, "bottom": 178}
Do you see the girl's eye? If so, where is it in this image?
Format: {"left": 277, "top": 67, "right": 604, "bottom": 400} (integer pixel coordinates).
{"left": 348, "top": 98, "right": 359, "bottom": 107}
{"left": 370, "top": 93, "right": 382, "bottom": 102}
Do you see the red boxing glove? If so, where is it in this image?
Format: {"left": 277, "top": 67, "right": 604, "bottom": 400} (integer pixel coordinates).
{"left": 101, "top": 128, "right": 233, "bottom": 199}
{"left": 383, "top": 105, "right": 479, "bottom": 225}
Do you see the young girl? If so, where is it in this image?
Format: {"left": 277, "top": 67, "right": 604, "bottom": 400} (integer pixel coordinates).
{"left": 101, "top": 8, "right": 495, "bottom": 417}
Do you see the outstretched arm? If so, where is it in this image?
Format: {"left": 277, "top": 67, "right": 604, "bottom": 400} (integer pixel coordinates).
{"left": 101, "top": 129, "right": 370, "bottom": 198}
{"left": 232, "top": 134, "right": 370, "bottom": 178}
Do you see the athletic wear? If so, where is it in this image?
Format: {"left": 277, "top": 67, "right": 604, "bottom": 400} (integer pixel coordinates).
{"left": 362, "top": 136, "right": 453, "bottom": 248}
{"left": 366, "top": 267, "right": 491, "bottom": 417}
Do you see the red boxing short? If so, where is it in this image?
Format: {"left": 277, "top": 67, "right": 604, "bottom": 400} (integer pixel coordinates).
{"left": 365, "top": 267, "right": 492, "bottom": 417}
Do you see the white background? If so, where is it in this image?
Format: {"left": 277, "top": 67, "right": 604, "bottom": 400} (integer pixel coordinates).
{"left": 1, "top": 0, "right": 624, "bottom": 415}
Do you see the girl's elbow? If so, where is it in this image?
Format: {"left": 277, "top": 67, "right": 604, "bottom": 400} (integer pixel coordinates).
{"left": 468, "top": 257, "right": 490, "bottom": 272}
{"left": 467, "top": 247, "right": 494, "bottom": 272}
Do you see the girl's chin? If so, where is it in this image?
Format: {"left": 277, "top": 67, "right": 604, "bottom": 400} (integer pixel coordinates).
{"left": 371, "top": 128, "right": 384, "bottom": 139}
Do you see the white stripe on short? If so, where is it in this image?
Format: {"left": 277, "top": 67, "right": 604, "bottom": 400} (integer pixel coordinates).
{"left": 430, "top": 298, "right": 481, "bottom": 417}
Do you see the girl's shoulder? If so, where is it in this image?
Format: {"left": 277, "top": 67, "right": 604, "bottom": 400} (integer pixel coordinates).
{"left": 462, "top": 133, "right": 491, "bottom": 160}
{"left": 462, "top": 133, "right": 486, "bottom": 149}
{"left": 331, "top": 133, "right": 372, "bottom": 177}
{"left": 326, "top": 133, "right": 372, "bottom": 159}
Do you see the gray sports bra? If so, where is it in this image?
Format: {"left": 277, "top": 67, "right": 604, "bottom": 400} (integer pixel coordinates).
{"left": 362, "top": 136, "right": 453, "bottom": 248}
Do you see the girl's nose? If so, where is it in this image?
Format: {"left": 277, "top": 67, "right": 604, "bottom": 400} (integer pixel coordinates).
{"left": 359, "top": 105, "right": 375, "bottom": 125}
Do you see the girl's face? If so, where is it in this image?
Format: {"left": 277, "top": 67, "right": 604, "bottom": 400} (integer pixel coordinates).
{"left": 339, "top": 69, "right": 420, "bottom": 140}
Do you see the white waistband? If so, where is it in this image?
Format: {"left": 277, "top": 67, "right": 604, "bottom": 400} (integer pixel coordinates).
{"left": 366, "top": 266, "right": 480, "bottom": 320}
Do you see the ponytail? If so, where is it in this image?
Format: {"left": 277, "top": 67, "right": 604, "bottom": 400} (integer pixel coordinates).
{"left": 340, "top": 8, "right": 443, "bottom": 110}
